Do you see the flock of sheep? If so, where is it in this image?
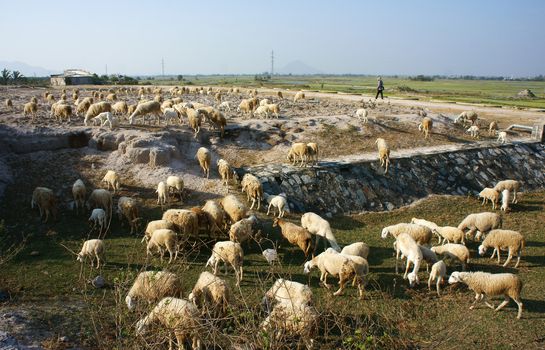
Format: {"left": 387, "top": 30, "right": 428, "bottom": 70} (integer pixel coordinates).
{"left": 10, "top": 85, "right": 526, "bottom": 349}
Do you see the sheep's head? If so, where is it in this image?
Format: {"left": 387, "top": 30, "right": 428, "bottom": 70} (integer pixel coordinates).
{"left": 407, "top": 272, "right": 419, "bottom": 287}
{"left": 324, "top": 248, "right": 338, "bottom": 254}
{"left": 76, "top": 253, "right": 83, "bottom": 263}
{"left": 448, "top": 272, "right": 462, "bottom": 284}
{"left": 303, "top": 260, "right": 315, "bottom": 274}
{"left": 125, "top": 295, "right": 135, "bottom": 310}
{"left": 205, "top": 255, "right": 216, "bottom": 268}
{"left": 135, "top": 318, "right": 148, "bottom": 335}
{"left": 380, "top": 228, "right": 389, "bottom": 239}
{"left": 478, "top": 245, "right": 487, "bottom": 256}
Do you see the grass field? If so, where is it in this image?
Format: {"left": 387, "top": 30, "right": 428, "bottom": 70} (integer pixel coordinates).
{"left": 140, "top": 75, "right": 545, "bottom": 109}
{"left": 1, "top": 187, "right": 544, "bottom": 349}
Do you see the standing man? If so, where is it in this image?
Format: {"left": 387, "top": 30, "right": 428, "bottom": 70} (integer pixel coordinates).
{"left": 375, "top": 76, "right": 384, "bottom": 100}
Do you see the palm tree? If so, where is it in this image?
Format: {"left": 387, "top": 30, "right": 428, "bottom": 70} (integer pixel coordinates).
{"left": 0, "top": 68, "right": 11, "bottom": 85}
{"left": 12, "top": 70, "right": 23, "bottom": 83}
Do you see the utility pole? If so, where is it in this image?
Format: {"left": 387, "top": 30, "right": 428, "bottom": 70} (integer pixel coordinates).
{"left": 270, "top": 50, "right": 274, "bottom": 77}
{"left": 161, "top": 58, "right": 165, "bottom": 77}
{"left": 105, "top": 64, "right": 108, "bottom": 76}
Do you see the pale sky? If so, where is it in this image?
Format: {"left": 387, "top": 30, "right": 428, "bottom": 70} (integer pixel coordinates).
{"left": 1, "top": 0, "right": 544, "bottom": 76}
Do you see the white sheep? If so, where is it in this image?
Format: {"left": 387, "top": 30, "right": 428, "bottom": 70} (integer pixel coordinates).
{"left": 455, "top": 111, "right": 478, "bottom": 125}
{"left": 381, "top": 223, "right": 433, "bottom": 245}
{"left": 375, "top": 138, "right": 390, "bottom": 174}
{"left": 293, "top": 91, "right": 305, "bottom": 102}
{"left": 72, "top": 179, "right": 86, "bottom": 214}
{"left": 262, "top": 248, "right": 279, "bottom": 265}
{"left": 339, "top": 242, "right": 369, "bottom": 259}
{"left": 432, "top": 226, "right": 465, "bottom": 245}
{"left": 228, "top": 216, "right": 258, "bottom": 244}
{"left": 323, "top": 248, "right": 369, "bottom": 290}
{"left": 84, "top": 101, "right": 111, "bottom": 126}
{"left": 102, "top": 170, "right": 120, "bottom": 192}
{"left": 76, "top": 239, "right": 105, "bottom": 269}
{"left": 262, "top": 278, "right": 313, "bottom": 310}
{"left": 162, "top": 209, "right": 199, "bottom": 238}
{"left": 206, "top": 241, "right": 244, "bottom": 286}
{"left": 146, "top": 229, "right": 178, "bottom": 264}
{"left": 156, "top": 181, "right": 168, "bottom": 206}
{"left": 163, "top": 107, "right": 180, "bottom": 125}
{"left": 428, "top": 260, "right": 447, "bottom": 296}
{"left": 220, "top": 194, "right": 248, "bottom": 224}
{"left": 254, "top": 105, "right": 269, "bottom": 118}
{"left": 393, "top": 233, "right": 422, "bottom": 287}
{"left": 448, "top": 271, "right": 523, "bottom": 319}
{"left": 261, "top": 303, "right": 318, "bottom": 350}
{"left": 188, "top": 271, "right": 232, "bottom": 317}
{"left": 493, "top": 180, "right": 520, "bottom": 203}
{"left": 142, "top": 219, "right": 175, "bottom": 243}
{"left": 117, "top": 196, "right": 140, "bottom": 234}
{"left": 478, "top": 187, "right": 500, "bottom": 210}
{"left": 217, "top": 159, "right": 233, "bottom": 190}
{"left": 466, "top": 125, "right": 480, "bottom": 138}
{"left": 125, "top": 271, "right": 183, "bottom": 310}
{"left": 287, "top": 143, "right": 309, "bottom": 167}
{"left": 458, "top": 212, "right": 502, "bottom": 241}
{"left": 86, "top": 189, "right": 113, "bottom": 218}
{"left": 272, "top": 218, "right": 313, "bottom": 258}
{"left": 355, "top": 108, "right": 368, "bottom": 123}
{"left": 135, "top": 297, "right": 202, "bottom": 349}
{"left": 128, "top": 100, "right": 162, "bottom": 125}
{"left": 301, "top": 212, "right": 340, "bottom": 252}
{"left": 96, "top": 112, "right": 119, "bottom": 130}
{"left": 431, "top": 244, "right": 470, "bottom": 270}
{"left": 31, "top": 187, "right": 58, "bottom": 223}
{"left": 88, "top": 208, "right": 107, "bottom": 233}
{"left": 166, "top": 175, "right": 184, "bottom": 202}
{"left": 497, "top": 131, "right": 507, "bottom": 144}
{"left": 264, "top": 192, "right": 289, "bottom": 218}
{"left": 241, "top": 173, "right": 263, "bottom": 210}
{"left": 410, "top": 217, "right": 439, "bottom": 231}
{"left": 478, "top": 229, "right": 525, "bottom": 268}
{"left": 500, "top": 189, "right": 511, "bottom": 212}
{"left": 218, "top": 101, "right": 231, "bottom": 112}
{"left": 202, "top": 200, "right": 226, "bottom": 238}
{"left": 196, "top": 147, "right": 211, "bottom": 178}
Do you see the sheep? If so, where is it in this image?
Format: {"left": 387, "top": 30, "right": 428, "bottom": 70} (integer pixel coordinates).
{"left": 392, "top": 233, "right": 423, "bottom": 286}
{"left": 46, "top": 93, "right": 55, "bottom": 104}
{"left": 466, "top": 125, "right": 480, "bottom": 138}
{"left": 432, "top": 226, "right": 465, "bottom": 245}
{"left": 497, "top": 131, "right": 507, "bottom": 144}
{"left": 458, "top": 212, "right": 502, "bottom": 241}
{"left": 448, "top": 271, "right": 523, "bottom": 319}
{"left": 259, "top": 98, "right": 270, "bottom": 106}
{"left": 31, "top": 187, "right": 57, "bottom": 222}
{"left": 91, "top": 111, "right": 118, "bottom": 129}
{"left": 195, "top": 147, "right": 211, "bottom": 178}
{"left": 489, "top": 121, "right": 498, "bottom": 135}
{"left": 355, "top": 108, "right": 368, "bottom": 123}
{"left": 147, "top": 228, "right": 178, "bottom": 263}
{"left": 135, "top": 297, "right": 202, "bottom": 350}
{"left": 493, "top": 179, "right": 520, "bottom": 203}
{"left": 261, "top": 303, "right": 318, "bottom": 350}
{"left": 106, "top": 93, "right": 117, "bottom": 101}
{"left": 262, "top": 279, "right": 313, "bottom": 310}
{"left": 418, "top": 245, "right": 439, "bottom": 272}
{"left": 500, "top": 189, "right": 511, "bottom": 212}
{"left": 128, "top": 101, "right": 162, "bottom": 125}
{"left": 125, "top": 271, "right": 183, "bottom": 310}
{"left": 272, "top": 218, "right": 313, "bottom": 258}
{"left": 277, "top": 91, "right": 283, "bottom": 99}
{"left": 4, "top": 98, "right": 13, "bottom": 108}
{"left": 188, "top": 271, "right": 232, "bottom": 318}
{"left": 303, "top": 251, "right": 364, "bottom": 297}
{"left": 455, "top": 111, "right": 478, "bottom": 125}
{"left": 50, "top": 103, "right": 73, "bottom": 122}
{"left": 102, "top": 170, "right": 120, "bottom": 192}
{"left": 23, "top": 102, "right": 38, "bottom": 120}
{"left": 205, "top": 109, "right": 226, "bottom": 137}
{"left": 375, "top": 138, "right": 390, "bottom": 174}
{"left": 76, "top": 239, "right": 105, "bottom": 269}
{"left": 162, "top": 209, "right": 199, "bottom": 239}
{"left": 265, "top": 103, "right": 280, "bottom": 118}
{"left": 418, "top": 117, "right": 433, "bottom": 139}
{"left": 301, "top": 212, "right": 340, "bottom": 252}
{"left": 142, "top": 219, "right": 175, "bottom": 243}
{"left": 287, "top": 142, "right": 309, "bottom": 167}
{"left": 217, "top": 159, "right": 233, "bottom": 190}
{"left": 220, "top": 194, "right": 248, "bottom": 224}
{"left": 186, "top": 108, "right": 202, "bottom": 137}
{"left": 163, "top": 107, "right": 180, "bottom": 125}
{"left": 306, "top": 142, "right": 319, "bottom": 165}
{"left": 156, "top": 181, "right": 168, "bottom": 206}
{"left": 166, "top": 175, "right": 184, "bottom": 202}
{"left": 410, "top": 217, "right": 439, "bottom": 232}
{"left": 206, "top": 241, "right": 244, "bottom": 286}
{"left": 478, "top": 187, "right": 500, "bottom": 210}
{"left": 201, "top": 200, "right": 226, "bottom": 238}
{"left": 478, "top": 229, "right": 525, "bottom": 268}
{"left": 112, "top": 101, "right": 128, "bottom": 116}
{"left": 293, "top": 91, "right": 305, "bottom": 102}
{"left": 84, "top": 102, "right": 111, "bottom": 126}
{"left": 72, "top": 179, "right": 86, "bottom": 214}
{"left": 117, "top": 196, "right": 140, "bottom": 234}
{"left": 218, "top": 101, "right": 231, "bottom": 112}
{"left": 88, "top": 208, "right": 107, "bottom": 233}
{"left": 431, "top": 244, "right": 470, "bottom": 270}
{"left": 253, "top": 105, "right": 269, "bottom": 118}
{"left": 381, "top": 223, "right": 433, "bottom": 245}
{"left": 262, "top": 248, "right": 278, "bottom": 265}
{"left": 237, "top": 99, "right": 252, "bottom": 114}
{"left": 323, "top": 248, "right": 370, "bottom": 287}
{"left": 428, "top": 260, "right": 447, "bottom": 297}
{"left": 228, "top": 216, "right": 258, "bottom": 244}
{"left": 340, "top": 242, "right": 369, "bottom": 259}
{"left": 241, "top": 173, "right": 263, "bottom": 210}
{"left": 265, "top": 193, "right": 288, "bottom": 218}
{"left": 127, "top": 103, "right": 137, "bottom": 116}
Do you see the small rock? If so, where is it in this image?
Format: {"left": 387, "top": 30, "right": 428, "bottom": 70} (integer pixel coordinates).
{"left": 29, "top": 251, "right": 40, "bottom": 256}
{"left": 92, "top": 276, "right": 105, "bottom": 288}
{"left": 59, "top": 336, "right": 69, "bottom": 342}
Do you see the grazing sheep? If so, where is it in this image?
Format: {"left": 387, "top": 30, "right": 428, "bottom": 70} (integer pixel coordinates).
{"left": 76, "top": 239, "right": 105, "bottom": 269}
{"left": 455, "top": 111, "right": 478, "bottom": 125}
{"left": 355, "top": 108, "right": 368, "bottom": 123}
{"left": 428, "top": 260, "right": 447, "bottom": 296}
{"left": 237, "top": 99, "right": 252, "bottom": 114}
{"left": 50, "top": 103, "right": 73, "bottom": 122}
{"left": 418, "top": 117, "right": 433, "bottom": 139}
{"left": 89, "top": 208, "right": 107, "bottom": 233}
{"left": 489, "top": 121, "right": 498, "bottom": 135}
{"left": 261, "top": 303, "right": 318, "bottom": 350}
{"left": 478, "top": 229, "right": 525, "bottom": 268}
{"left": 102, "top": 170, "right": 120, "bottom": 192}
{"left": 277, "top": 91, "right": 283, "bottom": 99}
{"left": 417, "top": 245, "right": 439, "bottom": 272}
{"left": 72, "top": 179, "right": 86, "bottom": 214}
{"left": 241, "top": 173, "right": 263, "bottom": 210}
{"left": 466, "top": 125, "right": 480, "bottom": 138}
{"left": 31, "top": 187, "right": 57, "bottom": 223}
{"left": 375, "top": 138, "right": 390, "bottom": 174}
{"left": 306, "top": 142, "right": 319, "bottom": 165}
{"left": 497, "top": 131, "right": 507, "bottom": 144}
{"left": 156, "top": 181, "right": 168, "bottom": 206}
{"left": 393, "top": 233, "right": 423, "bottom": 286}
{"left": 323, "top": 248, "right": 369, "bottom": 289}
{"left": 410, "top": 217, "right": 439, "bottom": 233}
{"left": 142, "top": 219, "right": 175, "bottom": 243}
{"left": 163, "top": 107, "right": 180, "bottom": 125}
{"left": 229, "top": 216, "right": 258, "bottom": 244}
{"left": 196, "top": 147, "right": 211, "bottom": 178}
{"left": 86, "top": 189, "right": 113, "bottom": 218}
{"left": 135, "top": 297, "right": 202, "bottom": 349}
{"left": 202, "top": 200, "right": 226, "bottom": 238}
{"left": 432, "top": 226, "right": 465, "bottom": 245}
{"left": 217, "top": 159, "right": 233, "bottom": 190}
{"left": 112, "top": 101, "right": 128, "bottom": 116}
{"left": 478, "top": 187, "right": 500, "bottom": 210}
{"left": 125, "top": 271, "right": 183, "bottom": 310}
{"left": 117, "top": 196, "right": 140, "bottom": 234}
{"left": 293, "top": 91, "right": 305, "bottom": 102}
{"left": 186, "top": 108, "right": 202, "bottom": 137}
{"left": 206, "top": 241, "right": 244, "bottom": 286}
{"left": 262, "top": 279, "right": 313, "bottom": 310}
{"left": 340, "top": 242, "right": 369, "bottom": 259}
{"left": 128, "top": 101, "right": 162, "bottom": 125}
{"left": 301, "top": 212, "right": 340, "bottom": 252}
{"left": 205, "top": 109, "right": 226, "bottom": 137}
{"left": 106, "top": 93, "right": 117, "bottom": 101}
{"left": 448, "top": 271, "right": 523, "bottom": 319}
{"left": 76, "top": 99, "right": 92, "bottom": 116}
{"left": 220, "top": 194, "right": 248, "bottom": 224}
{"left": 262, "top": 248, "right": 278, "bottom": 265}
{"left": 265, "top": 103, "right": 280, "bottom": 118}
{"left": 287, "top": 142, "right": 309, "bottom": 167}
{"left": 458, "top": 212, "right": 502, "bottom": 241}
{"left": 147, "top": 228, "right": 178, "bottom": 263}
{"left": 166, "top": 175, "right": 184, "bottom": 202}
{"left": 381, "top": 223, "right": 433, "bottom": 245}
{"left": 218, "top": 101, "right": 231, "bottom": 112}
{"left": 500, "top": 189, "right": 511, "bottom": 212}
{"left": 188, "top": 271, "right": 232, "bottom": 317}
{"left": 273, "top": 218, "right": 313, "bottom": 258}
{"left": 431, "top": 244, "right": 470, "bottom": 270}
{"left": 23, "top": 102, "right": 38, "bottom": 120}
{"left": 253, "top": 105, "right": 269, "bottom": 118}
{"left": 265, "top": 193, "right": 289, "bottom": 218}
{"left": 84, "top": 102, "right": 112, "bottom": 126}
{"left": 162, "top": 209, "right": 199, "bottom": 239}
{"left": 493, "top": 180, "right": 520, "bottom": 203}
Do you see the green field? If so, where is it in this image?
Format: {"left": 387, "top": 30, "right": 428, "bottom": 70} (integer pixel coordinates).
{"left": 1, "top": 190, "right": 544, "bottom": 349}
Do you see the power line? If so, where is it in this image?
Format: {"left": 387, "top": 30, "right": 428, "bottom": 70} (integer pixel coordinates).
{"left": 161, "top": 58, "right": 165, "bottom": 77}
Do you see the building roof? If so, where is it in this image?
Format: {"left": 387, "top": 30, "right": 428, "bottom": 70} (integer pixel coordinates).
{"left": 51, "top": 69, "right": 93, "bottom": 78}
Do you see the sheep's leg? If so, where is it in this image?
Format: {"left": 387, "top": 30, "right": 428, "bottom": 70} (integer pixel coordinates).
{"left": 469, "top": 293, "right": 483, "bottom": 310}
{"left": 428, "top": 275, "right": 433, "bottom": 291}
{"left": 436, "top": 277, "right": 442, "bottom": 297}
{"left": 512, "top": 191, "right": 517, "bottom": 204}
{"left": 395, "top": 248, "right": 399, "bottom": 274}
{"left": 333, "top": 277, "right": 345, "bottom": 296}
{"left": 490, "top": 248, "right": 497, "bottom": 259}
{"left": 503, "top": 249, "right": 513, "bottom": 267}
{"left": 267, "top": 203, "right": 271, "bottom": 216}
{"left": 483, "top": 295, "right": 495, "bottom": 309}
{"left": 497, "top": 249, "right": 502, "bottom": 264}
{"left": 514, "top": 249, "right": 522, "bottom": 268}
{"left": 403, "top": 259, "right": 411, "bottom": 279}
{"left": 513, "top": 298, "right": 523, "bottom": 319}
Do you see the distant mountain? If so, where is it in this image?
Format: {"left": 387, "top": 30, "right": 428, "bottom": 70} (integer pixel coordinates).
{"left": 0, "top": 61, "right": 60, "bottom": 77}
{"left": 277, "top": 60, "right": 322, "bottom": 75}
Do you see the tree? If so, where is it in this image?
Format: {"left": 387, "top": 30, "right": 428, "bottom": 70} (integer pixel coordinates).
{"left": 177, "top": 75, "right": 183, "bottom": 81}
{"left": 1, "top": 68, "right": 12, "bottom": 85}
{"left": 11, "top": 70, "right": 23, "bottom": 83}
